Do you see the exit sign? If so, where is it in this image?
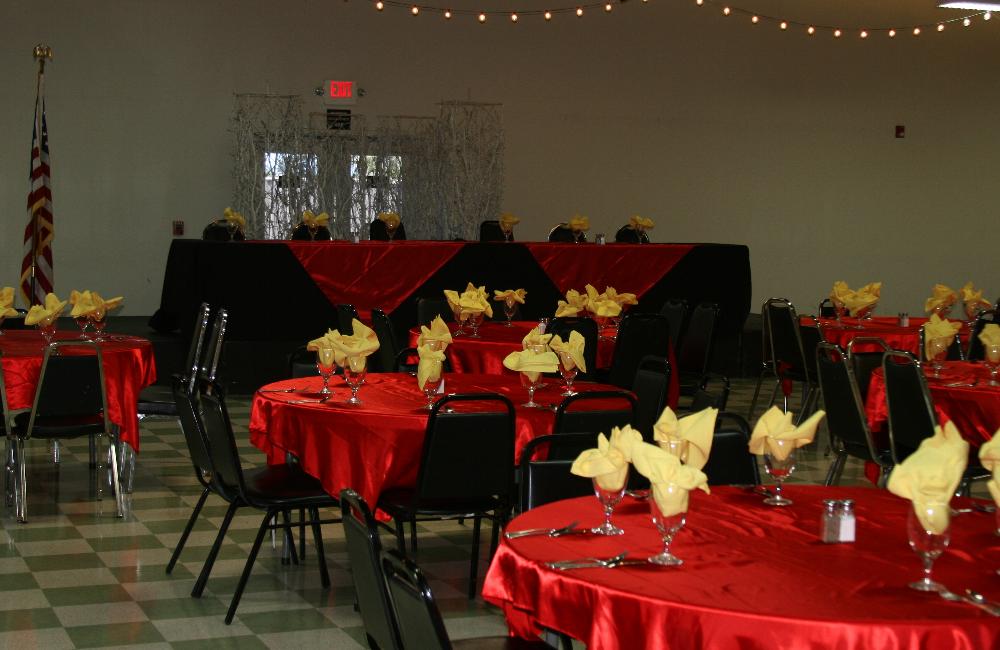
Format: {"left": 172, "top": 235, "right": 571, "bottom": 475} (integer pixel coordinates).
{"left": 324, "top": 80, "right": 356, "bottom": 105}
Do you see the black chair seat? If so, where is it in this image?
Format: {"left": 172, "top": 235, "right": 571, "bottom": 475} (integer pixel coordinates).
{"left": 138, "top": 385, "right": 180, "bottom": 416}
{"left": 453, "top": 637, "right": 552, "bottom": 649}
{"left": 378, "top": 487, "right": 499, "bottom": 517}
{"left": 242, "top": 464, "right": 337, "bottom": 507}
{"left": 12, "top": 412, "right": 106, "bottom": 438}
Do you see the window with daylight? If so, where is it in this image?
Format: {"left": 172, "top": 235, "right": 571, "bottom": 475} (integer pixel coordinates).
{"left": 261, "top": 152, "right": 321, "bottom": 240}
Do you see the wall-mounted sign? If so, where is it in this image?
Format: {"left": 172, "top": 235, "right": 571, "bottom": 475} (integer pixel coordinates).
{"left": 324, "top": 80, "right": 356, "bottom": 105}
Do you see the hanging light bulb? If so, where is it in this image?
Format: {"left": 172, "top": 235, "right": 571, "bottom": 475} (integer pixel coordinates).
{"left": 576, "top": 6, "right": 583, "bottom": 16}
{"left": 605, "top": 2, "right": 612, "bottom": 12}
{"left": 751, "top": 15, "right": 759, "bottom": 24}
{"left": 478, "top": 12, "right": 486, "bottom": 22}
{"left": 913, "top": 26, "right": 921, "bottom": 35}
{"left": 444, "top": 9, "right": 451, "bottom": 18}
{"left": 888, "top": 28, "right": 896, "bottom": 37}
{"left": 722, "top": 6, "right": 730, "bottom": 16}
{"left": 860, "top": 30, "right": 868, "bottom": 38}
{"left": 544, "top": 10, "right": 552, "bottom": 19}
{"left": 375, "top": 0, "right": 383, "bottom": 9}
{"left": 511, "top": 12, "right": 518, "bottom": 21}
{"left": 411, "top": 5, "right": 419, "bottom": 15}
{"left": 807, "top": 25, "right": 815, "bottom": 35}
{"left": 779, "top": 21, "right": 787, "bottom": 30}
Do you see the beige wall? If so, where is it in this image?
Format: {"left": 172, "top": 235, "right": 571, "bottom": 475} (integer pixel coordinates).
{"left": 2, "top": 0, "right": 998, "bottom": 316}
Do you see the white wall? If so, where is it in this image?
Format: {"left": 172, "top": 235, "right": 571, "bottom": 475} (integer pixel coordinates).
{"left": 2, "top": 0, "right": 998, "bottom": 316}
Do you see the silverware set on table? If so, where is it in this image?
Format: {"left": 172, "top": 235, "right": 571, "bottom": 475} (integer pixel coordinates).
{"left": 936, "top": 587, "right": 1000, "bottom": 616}
{"left": 257, "top": 386, "right": 330, "bottom": 404}
{"left": 504, "top": 522, "right": 669, "bottom": 570}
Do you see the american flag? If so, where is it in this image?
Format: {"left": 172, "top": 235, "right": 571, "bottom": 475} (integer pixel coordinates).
{"left": 20, "top": 89, "right": 54, "bottom": 307}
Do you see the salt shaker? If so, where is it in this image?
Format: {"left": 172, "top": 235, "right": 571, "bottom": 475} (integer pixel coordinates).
{"left": 596, "top": 233, "right": 607, "bottom": 245}
{"left": 898, "top": 312, "right": 909, "bottom": 327}
{"left": 538, "top": 318, "right": 550, "bottom": 334}
{"left": 821, "top": 500, "right": 841, "bottom": 543}
{"left": 839, "top": 500, "right": 856, "bottom": 542}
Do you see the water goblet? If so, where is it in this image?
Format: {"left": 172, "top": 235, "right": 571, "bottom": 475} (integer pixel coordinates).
{"left": 520, "top": 371, "right": 543, "bottom": 408}
{"left": 75, "top": 316, "right": 92, "bottom": 340}
{"left": 343, "top": 356, "right": 367, "bottom": 405}
{"left": 927, "top": 338, "right": 949, "bottom": 378}
{"left": 315, "top": 349, "right": 337, "bottom": 396}
{"left": 90, "top": 308, "right": 108, "bottom": 342}
{"left": 452, "top": 306, "right": 465, "bottom": 336}
{"left": 591, "top": 470, "right": 629, "bottom": 536}
{"left": 906, "top": 504, "right": 951, "bottom": 592}
{"left": 38, "top": 317, "right": 57, "bottom": 351}
{"left": 503, "top": 298, "right": 516, "bottom": 327}
{"left": 932, "top": 303, "right": 953, "bottom": 320}
{"left": 965, "top": 302, "right": 983, "bottom": 329}
{"left": 833, "top": 301, "right": 847, "bottom": 326}
{"left": 467, "top": 311, "right": 484, "bottom": 338}
{"left": 648, "top": 486, "right": 687, "bottom": 566}
{"left": 557, "top": 351, "right": 578, "bottom": 396}
{"left": 594, "top": 316, "right": 613, "bottom": 342}
{"left": 762, "top": 440, "right": 797, "bottom": 506}
{"left": 985, "top": 344, "right": 1000, "bottom": 387}
{"left": 420, "top": 366, "right": 443, "bottom": 410}
{"left": 661, "top": 438, "right": 690, "bottom": 465}
{"left": 852, "top": 305, "right": 874, "bottom": 329}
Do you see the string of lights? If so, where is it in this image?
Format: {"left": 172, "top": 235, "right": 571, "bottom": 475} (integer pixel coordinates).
{"left": 369, "top": 0, "right": 993, "bottom": 36}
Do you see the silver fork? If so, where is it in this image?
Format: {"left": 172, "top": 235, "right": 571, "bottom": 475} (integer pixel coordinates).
{"left": 505, "top": 521, "right": 579, "bottom": 539}
{"left": 546, "top": 551, "right": 628, "bottom": 570}
{"left": 936, "top": 587, "right": 1000, "bottom": 616}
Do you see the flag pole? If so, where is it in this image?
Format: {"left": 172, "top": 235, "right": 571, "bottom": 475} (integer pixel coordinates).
{"left": 28, "top": 44, "right": 52, "bottom": 306}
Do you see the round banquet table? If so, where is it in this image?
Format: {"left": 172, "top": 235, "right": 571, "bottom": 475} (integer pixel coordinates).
{"left": 802, "top": 316, "right": 969, "bottom": 356}
{"left": 866, "top": 361, "right": 1000, "bottom": 448}
{"left": 249, "top": 373, "right": 630, "bottom": 508}
{"left": 483, "top": 487, "right": 1000, "bottom": 650}
{"left": 0, "top": 330, "right": 156, "bottom": 451}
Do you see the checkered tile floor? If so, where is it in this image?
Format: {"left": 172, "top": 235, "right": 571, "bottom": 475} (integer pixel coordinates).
{"left": 0, "top": 379, "right": 907, "bottom": 648}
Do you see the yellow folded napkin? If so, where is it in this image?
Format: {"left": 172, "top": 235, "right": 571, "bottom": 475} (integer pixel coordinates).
{"left": 87, "top": 291, "right": 122, "bottom": 320}
{"left": 416, "top": 343, "right": 446, "bottom": 390}
{"left": 69, "top": 290, "right": 95, "bottom": 318}
{"left": 302, "top": 210, "right": 329, "bottom": 228}
{"left": 458, "top": 285, "right": 493, "bottom": 319}
{"left": 443, "top": 289, "right": 460, "bottom": 312}
{"left": 0, "top": 286, "right": 18, "bottom": 318}
{"left": 494, "top": 288, "right": 526, "bottom": 305}
{"left": 570, "top": 432, "right": 630, "bottom": 492}
{"left": 378, "top": 212, "right": 401, "bottom": 229}
{"left": 979, "top": 323, "right": 1000, "bottom": 350}
{"left": 24, "top": 293, "right": 67, "bottom": 326}
{"left": 307, "top": 329, "right": 345, "bottom": 367}
{"left": 331, "top": 319, "right": 381, "bottom": 371}
{"left": 748, "top": 406, "right": 826, "bottom": 460}
{"left": 609, "top": 425, "right": 644, "bottom": 462}
{"left": 223, "top": 207, "right": 246, "bottom": 229}
{"left": 417, "top": 315, "right": 453, "bottom": 350}
{"left": 924, "top": 313, "right": 961, "bottom": 360}
{"left": 521, "top": 326, "right": 553, "bottom": 351}
{"left": 830, "top": 281, "right": 852, "bottom": 307}
{"left": 589, "top": 297, "right": 622, "bottom": 318}
{"left": 978, "top": 430, "right": 1000, "bottom": 508}
{"left": 630, "top": 441, "right": 711, "bottom": 517}
{"left": 858, "top": 282, "right": 882, "bottom": 298}
{"left": 925, "top": 284, "right": 958, "bottom": 314}
{"left": 549, "top": 330, "right": 587, "bottom": 373}
{"left": 555, "top": 289, "right": 588, "bottom": 317}
{"left": 502, "top": 348, "right": 558, "bottom": 383}
{"left": 568, "top": 215, "right": 590, "bottom": 232}
{"left": 604, "top": 286, "right": 638, "bottom": 308}
{"left": 888, "top": 421, "right": 969, "bottom": 534}
{"left": 961, "top": 282, "right": 992, "bottom": 316}
{"left": 629, "top": 215, "right": 655, "bottom": 230}
{"left": 499, "top": 213, "right": 520, "bottom": 232}
{"left": 653, "top": 406, "right": 718, "bottom": 470}
{"left": 829, "top": 281, "right": 879, "bottom": 316}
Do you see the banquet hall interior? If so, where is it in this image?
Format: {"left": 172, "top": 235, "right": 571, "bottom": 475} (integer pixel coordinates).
{"left": 1, "top": 0, "right": 1000, "bottom": 648}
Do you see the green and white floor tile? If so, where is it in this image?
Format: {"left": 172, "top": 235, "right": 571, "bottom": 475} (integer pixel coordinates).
{"left": 0, "top": 379, "right": 889, "bottom": 648}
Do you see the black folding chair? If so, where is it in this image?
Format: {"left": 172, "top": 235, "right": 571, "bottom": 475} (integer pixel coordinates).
{"left": 677, "top": 302, "right": 720, "bottom": 396}
{"left": 479, "top": 220, "right": 510, "bottom": 242}
{"left": 517, "top": 434, "right": 595, "bottom": 513}
{"left": 290, "top": 223, "right": 332, "bottom": 241}
{"left": 607, "top": 313, "right": 671, "bottom": 389}
{"left": 613, "top": 225, "right": 650, "bottom": 244}
{"left": 547, "top": 224, "right": 585, "bottom": 243}
{"left": 371, "top": 309, "right": 401, "bottom": 373}
{"left": 659, "top": 299, "right": 689, "bottom": 353}
{"left": 137, "top": 302, "right": 211, "bottom": 418}
{"left": 631, "top": 356, "right": 671, "bottom": 442}
{"left": 700, "top": 413, "right": 761, "bottom": 486}
{"left": 370, "top": 220, "right": 407, "bottom": 241}
{"left": 416, "top": 298, "right": 453, "bottom": 327}
{"left": 748, "top": 298, "right": 820, "bottom": 422}
{"left": 882, "top": 350, "right": 937, "bottom": 464}
{"left": 845, "top": 337, "right": 890, "bottom": 402}
{"left": 337, "top": 304, "right": 360, "bottom": 335}
{"left": 553, "top": 391, "right": 637, "bottom": 444}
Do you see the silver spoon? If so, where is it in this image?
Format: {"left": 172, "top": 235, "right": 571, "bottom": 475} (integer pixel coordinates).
{"left": 547, "top": 551, "right": 628, "bottom": 570}
{"left": 505, "top": 521, "right": 579, "bottom": 540}
{"left": 965, "top": 590, "right": 1000, "bottom": 615}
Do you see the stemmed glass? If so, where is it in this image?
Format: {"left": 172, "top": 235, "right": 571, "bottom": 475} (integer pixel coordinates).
{"left": 851, "top": 305, "right": 874, "bottom": 330}
{"left": 557, "top": 351, "right": 578, "bottom": 397}
{"left": 75, "top": 316, "right": 92, "bottom": 340}
{"left": 90, "top": 308, "right": 108, "bottom": 343}
{"left": 343, "top": 356, "right": 367, "bottom": 405}
{"left": 907, "top": 504, "right": 951, "bottom": 592}
{"left": 984, "top": 344, "right": 1000, "bottom": 387}
{"left": 422, "top": 376, "right": 442, "bottom": 410}
{"left": 520, "top": 372, "right": 543, "bottom": 408}
{"left": 594, "top": 315, "right": 614, "bottom": 342}
{"left": 591, "top": 470, "right": 628, "bottom": 536}
{"left": 503, "top": 298, "right": 516, "bottom": 327}
{"left": 932, "top": 303, "right": 953, "bottom": 320}
{"left": 648, "top": 485, "right": 687, "bottom": 566}
{"left": 467, "top": 311, "right": 484, "bottom": 338}
{"left": 452, "top": 307, "right": 466, "bottom": 337}
{"left": 662, "top": 438, "right": 690, "bottom": 464}
{"left": 38, "top": 317, "right": 57, "bottom": 351}
{"left": 964, "top": 302, "right": 983, "bottom": 329}
{"left": 316, "top": 349, "right": 337, "bottom": 397}
{"left": 927, "top": 338, "right": 949, "bottom": 378}
{"left": 762, "top": 440, "right": 797, "bottom": 506}
{"left": 833, "top": 301, "right": 847, "bottom": 327}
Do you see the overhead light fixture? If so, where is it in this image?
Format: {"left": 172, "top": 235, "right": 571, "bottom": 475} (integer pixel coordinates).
{"left": 938, "top": 2, "right": 1000, "bottom": 9}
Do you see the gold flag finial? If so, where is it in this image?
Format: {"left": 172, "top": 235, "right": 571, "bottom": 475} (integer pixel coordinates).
{"left": 33, "top": 44, "right": 52, "bottom": 74}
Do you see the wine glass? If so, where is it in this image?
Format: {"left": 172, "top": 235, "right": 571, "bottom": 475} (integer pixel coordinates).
{"left": 591, "top": 469, "right": 628, "bottom": 536}
{"left": 594, "top": 316, "right": 613, "bottom": 342}
{"left": 452, "top": 306, "right": 466, "bottom": 337}
{"left": 503, "top": 298, "right": 516, "bottom": 327}
{"left": 90, "top": 307, "right": 108, "bottom": 342}
{"left": 421, "top": 363, "right": 443, "bottom": 410}
{"left": 38, "top": 317, "right": 57, "bottom": 351}
{"left": 832, "top": 301, "right": 847, "bottom": 327}
{"left": 927, "top": 338, "right": 949, "bottom": 378}
{"left": 762, "top": 440, "right": 797, "bottom": 506}
{"left": 557, "top": 351, "right": 578, "bottom": 396}
{"left": 648, "top": 486, "right": 687, "bottom": 566}
{"left": 467, "top": 311, "right": 484, "bottom": 338}
{"left": 661, "top": 438, "right": 690, "bottom": 465}
{"left": 985, "top": 344, "right": 1000, "bottom": 387}
{"left": 907, "top": 504, "right": 951, "bottom": 592}
{"left": 932, "top": 303, "right": 953, "bottom": 319}
{"left": 343, "top": 356, "right": 367, "bottom": 405}
{"left": 964, "top": 302, "right": 983, "bottom": 329}
{"left": 852, "top": 304, "right": 874, "bottom": 329}
{"left": 316, "top": 349, "right": 337, "bottom": 396}
{"left": 520, "top": 371, "right": 543, "bottom": 408}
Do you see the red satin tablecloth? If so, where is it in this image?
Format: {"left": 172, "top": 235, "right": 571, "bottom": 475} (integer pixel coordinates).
{"left": 249, "top": 373, "right": 628, "bottom": 507}
{"left": 0, "top": 330, "right": 156, "bottom": 451}
{"left": 803, "top": 316, "right": 969, "bottom": 355}
{"left": 483, "top": 487, "right": 1000, "bottom": 650}
{"left": 866, "top": 362, "right": 1000, "bottom": 447}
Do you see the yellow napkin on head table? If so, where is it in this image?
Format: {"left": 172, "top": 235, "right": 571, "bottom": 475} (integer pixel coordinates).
{"left": 568, "top": 215, "right": 590, "bottom": 232}
{"left": 961, "top": 282, "right": 992, "bottom": 314}
{"left": 857, "top": 282, "right": 882, "bottom": 298}
{"left": 604, "top": 286, "right": 638, "bottom": 308}
{"left": 653, "top": 406, "right": 718, "bottom": 470}
{"left": 378, "top": 212, "right": 400, "bottom": 229}
{"left": 70, "top": 290, "right": 94, "bottom": 318}
{"left": 458, "top": 285, "right": 493, "bottom": 319}
{"left": 416, "top": 343, "right": 446, "bottom": 390}
{"left": 331, "top": 319, "right": 381, "bottom": 371}
{"left": 223, "top": 207, "right": 245, "bottom": 229}
{"left": 924, "top": 313, "right": 961, "bottom": 360}
{"left": 417, "top": 315, "right": 453, "bottom": 349}
{"left": 629, "top": 215, "right": 655, "bottom": 230}
{"left": 72, "top": 291, "right": 122, "bottom": 319}
{"left": 631, "top": 441, "right": 711, "bottom": 517}
{"left": 589, "top": 297, "right": 622, "bottom": 318}
{"left": 494, "top": 288, "right": 526, "bottom": 305}
{"left": 502, "top": 348, "right": 558, "bottom": 383}
{"left": 24, "top": 293, "right": 67, "bottom": 326}
{"left": 521, "top": 326, "right": 552, "bottom": 351}
{"left": 978, "top": 430, "right": 1000, "bottom": 508}
{"left": 555, "top": 289, "right": 588, "bottom": 317}
{"left": 307, "top": 329, "right": 345, "bottom": 367}
{"left": 570, "top": 432, "right": 630, "bottom": 492}
{"left": 925, "top": 284, "right": 958, "bottom": 314}
{"left": 549, "top": 330, "right": 587, "bottom": 373}
{"left": 443, "top": 289, "right": 460, "bottom": 312}
{"left": 830, "top": 281, "right": 879, "bottom": 316}
{"left": 979, "top": 323, "right": 1000, "bottom": 350}
{"left": 499, "top": 213, "right": 520, "bottom": 232}
{"left": 302, "top": 210, "right": 329, "bottom": 228}
{"left": 748, "top": 406, "right": 826, "bottom": 461}
{"left": 0, "top": 287, "right": 17, "bottom": 318}
{"left": 888, "top": 421, "right": 969, "bottom": 534}
{"left": 830, "top": 281, "right": 852, "bottom": 307}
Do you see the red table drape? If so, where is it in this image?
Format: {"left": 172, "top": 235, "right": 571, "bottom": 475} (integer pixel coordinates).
{"left": 524, "top": 243, "right": 693, "bottom": 296}
{"left": 0, "top": 330, "right": 156, "bottom": 451}
{"left": 805, "top": 316, "right": 969, "bottom": 355}
{"left": 483, "top": 487, "right": 1000, "bottom": 650}
{"left": 865, "top": 362, "right": 1000, "bottom": 447}
{"left": 249, "top": 373, "right": 630, "bottom": 508}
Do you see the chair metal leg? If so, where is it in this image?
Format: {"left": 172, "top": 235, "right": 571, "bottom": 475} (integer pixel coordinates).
{"left": 5, "top": 438, "right": 14, "bottom": 509}
{"left": 89, "top": 434, "right": 97, "bottom": 468}
{"left": 409, "top": 519, "right": 418, "bottom": 554}
{"left": 488, "top": 510, "right": 502, "bottom": 559}
{"left": 15, "top": 438, "right": 27, "bottom": 524}
{"left": 51, "top": 440, "right": 61, "bottom": 464}
{"left": 280, "top": 510, "right": 299, "bottom": 565}
{"left": 309, "top": 507, "right": 330, "bottom": 588}
{"left": 108, "top": 433, "right": 125, "bottom": 518}
{"left": 225, "top": 511, "right": 272, "bottom": 625}
{"left": 469, "top": 515, "right": 482, "bottom": 600}
{"left": 192, "top": 501, "right": 239, "bottom": 597}
{"left": 166, "top": 487, "right": 210, "bottom": 574}
{"left": 823, "top": 451, "right": 847, "bottom": 486}
{"left": 747, "top": 368, "right": 767, "bottom": 420}
{"left": 394, "top": 519, "right": 406, "bottom": 554}
{"left": 299, "top": 507, "right": 306, "bottom": 560}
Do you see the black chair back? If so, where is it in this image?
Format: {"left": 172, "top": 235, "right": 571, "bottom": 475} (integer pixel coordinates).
{"left": 631, "top": 356, "right": 671, "bottom": 442}
{"left": 337, "top": 304, "right": 359, "bottom": 336}
{"left": 182, "top": 303, "right": 212, "bottom": 392}
{"left": 25, "top": 344, "right": 108, "bottom": 436}
{"left": 371, "top": 309, "right": 400, "bottom": 373}
{"left": 195, "top": 382, "right": 247, "bottom": 498}
{"left": 553, "top": 391, "right": 637, "bottom": 459}
{"left": 288, "top": 346, "right": 320, "bottom": 379}
{"left": 845, "top": 337, "right": 890, "bottom": 401}
{"left": 1, "top": 308, "right": 28, "bottom": 331}
{"left": 608, "top": 312, "right": 671, "bottom": 389}
{"left": 678, "top": 302, "right": 719, "bottom": 376}
{"left": 547, "top": 317, "right": 598, "bottom": 381}
{"left": 171, "top": 375, "right": 235, "bottom": 499}
{"left": 416, "top": 298, "right": 452, "bottom": 327}
{"left": 967, "top": 310, "right": 997, "bottom": 361}
{"left": 547, "top": 224, "right": 584, "bottom": 243}
{"left": 763, "top": 298, "right": 812, "bottom": 382}
{"left": 818, "top": 298, "right": 837, "bottom": 318}
{"left": 882, "top": 350, "right": 937, "bottom": 464}
{"left": 701, "top": 412, "right": 760, "bottom": 485}
{"left": 816, "top": 342, "right": 883, "bottom": 465}
{"left": 290, "top": 224, "right": 332, "bottom": 241}
{"left": 479, "top": 220, "right": 509, "bottom": 242}
{"left": 381, "top": 550, "right": 450, "bottom": 650}
{"left": 413, "top": 394, "right": 515, "bottom": 504}
{"left": 917, "top": 326, "right": 965, "bottom": 362}
{"left": 370, "top": 220, "right": 407, "bottom": 241}
{"left": 202, "top": 220, "right": 245, "bottom": 242}
{"left": 340, "top": 490, "right": 402, "bottom": 650}
{"left": 518, "top": 433, "right": 597, "bottom": 512}
{"left": 197, "top": 308, "right": 228, "bottom": 385}
{"left": 659, "top": 299, "right": 689, "bottom": 353}
{"left": 613, "top": 225, "right": 649, "bottom": 244}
